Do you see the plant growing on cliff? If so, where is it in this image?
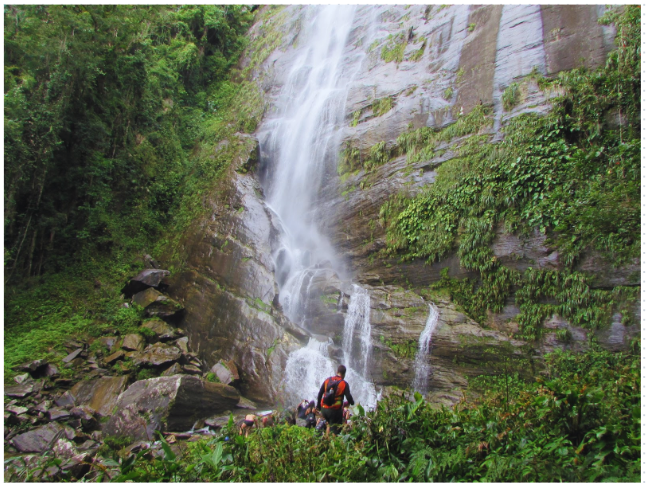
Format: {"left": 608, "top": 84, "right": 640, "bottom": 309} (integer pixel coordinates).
{"left": 381, "top": 6, "right": 640, "bottom": 337}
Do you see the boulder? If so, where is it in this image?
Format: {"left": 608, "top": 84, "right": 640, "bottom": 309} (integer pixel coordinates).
{"left": 174, "top": 337, "right": 189, "bottom": 353}
{"left": 130, "top": 342, "right": 182, "bottom": 367}
{"left": 14, "top": 373, "right": 32, "bottom": 384}
{"left": 205, "top": 416, "right": 231, "bottom": 430}
{"left": 121, "top": 334, "right": 145, "bottom": 351}
{"left": 161, "top": 363, "right": 184, "bottom": 377}
{"left": 16, "top": 359, "right": 47, "bottom": 373}
{"left": 5, "top": 382, "right": 34, "bottom": 398}
{"left": 47, "top": 408, "right": 71, "bottom": 421}
{"left": 103, "top": 375, "right": 240, "bottom": 440}
{"left": 69, "top": 376, "right": 130, "bottom": 416}
{"left": 132, "top": 288, "right": 184, "bottom": 320}
{"left": 34, "top": 400, "right": 53, "bottom": 413}
{"left": 211, "top": 360, "right": 240, "bottom": 386}
{"left": 62, "top": 349, "right": 84, "bottom": 364}
{"left": 182, "top": 364, "right": 202, "bottom": 375}
{"left": 104, "top": 350, "right": 125, "bottom": 365}
{"left": 52, "top": 439, "right": 93, "bottom": 479}
{"left": 122, "top": 269, "right": 171, "bottom": 297}
{"left": 98, "top": 336, "right": 121, "bottom": 352}
{"left": 6, "top": 405, "right": 29, "bottom": 415}
{"left": 11, "top": 422, "right": 67, "bottom": 453}
{"left": 54, "top": 391, "right": 76, "bottom": 408}
{"left": 141, "top": 319, "right": 177, "bottom": 342}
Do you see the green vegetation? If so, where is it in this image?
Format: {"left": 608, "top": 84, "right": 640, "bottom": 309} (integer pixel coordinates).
{"left": 468, "top": 22, "right": 476, "bottom": 32}
{"left": 380, "top": 6, "right": 640, "bottom": 338}
{"left": 3, "top": 5, "right": 269, "bottom": 381}
{"left": 350, "top": 109, "right": 362, "bottom": 127}
{"left": 407, "top": 40, "right": 426, "bottom": 62}
{"left": 372, "top": 96, "right": 393, "bottom": 117}
{"left": 379, "top": 334, "right": 418, "bottom": 359}
{"left": 381, "top": 33, "right": 408, "bottom": 64}
{"left": 443, "top": 87, "right": 453, "bottom": 100}
{"left": 502, "top": 82, "right": 521, "bottom": 111}
{"left": 10, "top": 348, "right": 634, "bottom": 482}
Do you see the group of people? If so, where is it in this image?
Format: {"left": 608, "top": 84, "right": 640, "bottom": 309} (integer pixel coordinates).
{"left": 239, "top": 364, "right": 355, "bottom": 437}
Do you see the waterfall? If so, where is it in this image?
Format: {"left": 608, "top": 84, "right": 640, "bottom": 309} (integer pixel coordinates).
{"left": 257, "top": 5, "right": 378, "bottom": 409}
{"left": 342, "top": 285, "right": 373, "bottom": 379}
{"left": 413, "top": 303, "right": 440, "bottom": 393}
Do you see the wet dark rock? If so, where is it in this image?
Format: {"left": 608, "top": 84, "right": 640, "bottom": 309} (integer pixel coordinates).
{"left": 122, "top": 269, "right": 171, "bottom": 297}
{"left": 5, "top": 411, "right": 21, "bottom": 426}
{"left": 104, "top": 350, "right": 125, "bottom": 366}
{"left": 236, "top": 397, "right": 257, "bottom": 410}
{"left": 211, "top": 360, "right": 240, "bottom": 386}
{"left": 103, "top": 375, "right": 240, "bottom": 440}
{"left": 182, "top": 364, "right": 202, "bottom": 375}
{"left": 54, "top": 378, "right": 74, "bottom": 388}
{"left": 174, "top": 336, "right": 189, "bottom": 353}
{"left": 98, "top": 336, "right": 120, "bottom": 352}
{"left": 205, "top": 416, "right": 231, "bottom": 430}
{"left": 62, "top": 348, "right": 84, "bottom": 364}
{"left": 130, "top": 342, "right": 182, "bottom": 367}
{"left": 6, "top": 405, "right": 29, "bottom": 415}
{"left": 52, "top": 439, "right": 93, "bottom": 479}
{"left": 47, "top": 408, "right": 71, "bottom": 421}
{"left": 16, "top": 359, "right": 47, "bottom": 373}
{"left": 121, "top": 334, "right": 145, "bottom": 351}
{"left": 141, "top": 318, "right": 177, "bottom": 342}
{"left": 78, "top": 439, "right": 100, "bottom": 451}
{"left": 14, "top": 373, "right": 32, "bottom": 384}
{"left": 161, "top": 363, "right": 184, "bottom": 377}
{"left": 54, "top": 391, "right": 76, "bottom": 408}
{"left": 11, "top": 422, "right": 67, "bottom": 453}
{"left": 132, "top": 288, "right": 184, "bottom": 321}
{"left": 70, "top": 406, "right": 96, "bottom": 421}
{"left": 33, "top": 400, "right": 53, "bottom": 413}
{"left": 69, "top": 376, "right": 130, "bottom": 416}
{"left": 5, "top": 382, "right": 34, "bottom": 398}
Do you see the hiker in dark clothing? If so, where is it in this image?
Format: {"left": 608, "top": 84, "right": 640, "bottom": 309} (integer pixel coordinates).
{"left": 305, "top": 400, "right": 317, "bottom": 429}
{"left": 295, "top": 399, "right": 309, "bottom": 427}
{"left": 317, "top": 364, "right": 354, "bottom": 435}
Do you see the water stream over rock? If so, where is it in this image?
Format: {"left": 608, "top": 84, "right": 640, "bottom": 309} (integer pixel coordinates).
{"left": 413, "top": 303, "right": 441, "bottom": 394}
{"left": 257, "top": 6, "right": 378, "bottom": 409}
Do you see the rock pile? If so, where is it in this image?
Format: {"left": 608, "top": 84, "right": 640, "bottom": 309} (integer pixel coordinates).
{"left": 4, "top": 266, "right": 246, "bottom": 481}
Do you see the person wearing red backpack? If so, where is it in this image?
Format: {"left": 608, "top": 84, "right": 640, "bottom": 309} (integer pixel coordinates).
{"left": 316, "top": 364, "right": 355, "bottom": 435}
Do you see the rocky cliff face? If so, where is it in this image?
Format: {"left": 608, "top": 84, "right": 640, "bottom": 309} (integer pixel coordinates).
{"left": 167, "top": 5, "right": 639, "bottom": 406}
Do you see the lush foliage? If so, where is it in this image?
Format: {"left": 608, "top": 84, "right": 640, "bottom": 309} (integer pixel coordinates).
{"left": 380, "top": 6, "right": 640, "bottom": 336}
{"left": 3, "top": 5, "right": 282, "bottom": 382}
{"left": 4, "top": 5, "right": 254, "bottom": 281}
{"left": 40, "top": 348, "right": 637, "bottom": 482}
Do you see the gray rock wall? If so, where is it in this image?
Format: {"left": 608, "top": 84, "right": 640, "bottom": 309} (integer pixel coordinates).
{"left": 169, "top": 5, "right": 638, "bottom": 406}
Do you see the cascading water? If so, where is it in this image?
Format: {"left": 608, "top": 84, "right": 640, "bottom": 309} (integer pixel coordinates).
{"left": 413, "top": 303, "right": 441, "bottom": 394}
{"left": 257, "top": 5, "right": 378, "bottom": 409}
{"left": 342, "top": 285, "right": 373, "bottom": 379}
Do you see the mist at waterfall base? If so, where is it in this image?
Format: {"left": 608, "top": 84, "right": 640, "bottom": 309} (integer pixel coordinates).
{"left": 256, "top": 6, "right": 379, "bottom": 410}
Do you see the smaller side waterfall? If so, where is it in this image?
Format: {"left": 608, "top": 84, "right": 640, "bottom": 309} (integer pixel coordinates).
{"left": 413, "top": 303, "right": 441, "bottom": 393}
{"left": 342, "top": 284, "right": 372, "bottom": 378}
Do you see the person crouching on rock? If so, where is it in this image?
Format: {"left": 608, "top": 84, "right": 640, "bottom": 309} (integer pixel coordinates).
{"left": 317, "top": 364, "right": 354, "bottom": 436}
{"left": 239, "top": 413, "right": 258, "bottom": 437}
{"left": 305, "top": 400, "right": 318, "bottom": 429}
{"left": 295, "top": 398, "right": 309, "bottom": 427}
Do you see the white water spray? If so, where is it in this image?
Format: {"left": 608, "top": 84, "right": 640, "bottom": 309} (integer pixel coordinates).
{"left": 413, "top": 303, "right": 440, "bottom": 393}
{"left": 258, "top": 6, "right": 379, "bottom": 409}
